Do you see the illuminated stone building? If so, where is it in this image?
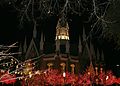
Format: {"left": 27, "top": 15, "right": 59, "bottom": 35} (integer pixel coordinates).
{"left": 20, "top": 16, "right": 105, "bottom": 74}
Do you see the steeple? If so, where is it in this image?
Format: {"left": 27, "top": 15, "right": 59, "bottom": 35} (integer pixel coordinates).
{"left": 55, "top": 16, "right": 70, "bottom": 54}
{"left": 96, "top": 48, "right": 100, "bottom": 62}
{"left": 90, "top": 40, "right": 96, "bottom": 62}
{"left": 82, "top": 26, "right": 86, "bottom": 41}
{"left": 23, "top": 36, "right": 27, "bottom": 53}
{"left": 78, "top": 35, "right": 82, "bottom": 54}
{"left": 101, "top": 51, "right": 104, "bottom": 62}
{"left": 40, "top": 32, "right": 44, "bottom": 54}
{"left": 33, "top": 21, "right": 37, "bottom": 38}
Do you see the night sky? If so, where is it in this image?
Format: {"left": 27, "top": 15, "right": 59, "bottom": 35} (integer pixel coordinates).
{"left": 0, "top": 5, "right": 20, "bottom": 44}
{"left": 0, "top": 5, "right": 82, "bottom": 45}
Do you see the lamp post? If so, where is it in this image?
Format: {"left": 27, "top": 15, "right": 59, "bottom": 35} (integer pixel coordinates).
{"left": 70, "top": 64, "right": 75, "bottom": 85}
{"left": 47, "top": 63, "right": 53, "bottom": 70}
{"left": 70, "top": 64, "right": 75, "bottom": 74}
{"left": 60, "top": 63, "right": 66, "bottom": 72}
{"left": 60, "top": 63, "right": 66, "bottom": 86}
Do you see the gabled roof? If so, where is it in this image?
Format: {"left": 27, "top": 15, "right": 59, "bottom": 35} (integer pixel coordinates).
{"left": 25, "top": 38, "right": 39, "bottom": 59}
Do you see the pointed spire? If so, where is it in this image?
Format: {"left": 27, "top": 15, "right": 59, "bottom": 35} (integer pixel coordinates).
{"left": 40, "top": 32, "right": 44, "bottom": 51}
{"left": 78, "top": 35, "right": 82, "bottom": 54}
{"left": 23, "top": 36, "right": 27, "bottom": 53}
{"left": 101, "top": 51, "right": 104, "bottom": 61}
{"left": 86, "top": 42, "right": 92, "bottom": 62}
{"left": 90, "top": 40, "right": 96, "bottom": 61}
{"left": 43, "top": 32, "right": 45, "bottom": 44}
{"left": 65, "top": 40, "right": 69, "bottom": 53}
{"left": 25, "top": 38, "right": 39, "bottom": 59}
{"left": 82, "top": 26, "right": 86, "bottom": 41}
{"left": 96, "top": 48, "right": 100, "bottom": 61}
{"left": 33, "top": 21, "right": 37, "bottom": 38}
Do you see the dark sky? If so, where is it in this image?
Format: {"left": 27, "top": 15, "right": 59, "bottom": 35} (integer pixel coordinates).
{"left": 0, "top": 5, "right": 82, "bottom": 45}
{"left": 0, "top": 5, "right": 19, "bottom": 44}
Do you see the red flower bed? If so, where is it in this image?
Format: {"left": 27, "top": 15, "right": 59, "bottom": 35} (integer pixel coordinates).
{"left": 0, "top": 71, "right": 16, "bottom": 84}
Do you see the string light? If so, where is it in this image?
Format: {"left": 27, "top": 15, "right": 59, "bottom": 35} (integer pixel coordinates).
{"left": 106, "top": 75, "right": 109, "bottom": 80}
{"left": 63, "top": 72, "right": 66, "bottom": 78}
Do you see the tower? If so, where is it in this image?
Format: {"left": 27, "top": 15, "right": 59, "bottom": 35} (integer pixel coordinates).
{"left": 55, "top": 18, "right": 69, "bottom": 41}
{"left": 55, "top": 16, "right": 70, "bottom": 54}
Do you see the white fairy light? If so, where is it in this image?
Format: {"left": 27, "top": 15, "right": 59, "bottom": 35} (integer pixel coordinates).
{"left": 63, "top": 72, "right": 66, "bottom": 77}
{"left": 106, "top": 75, "right": 109, "bottom": 80}
{"left": 29, "top": 74, "right": 32, "bottom": 78}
